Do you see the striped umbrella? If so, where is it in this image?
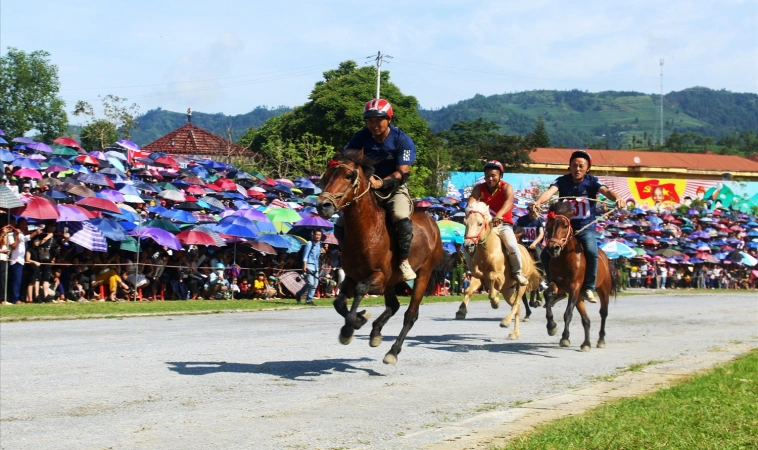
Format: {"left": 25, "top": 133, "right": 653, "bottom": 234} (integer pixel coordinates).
{"left": 0, "top": 185, "right": 24, "bottom": 209}
{"left": 191, "top": 212, "right": 218, "bottom": 224}
{"left": 68, "top": 221, "right": 108, "bottom": 252}
{"left": 189, "top": 226, "right": 226, "bottom": 246}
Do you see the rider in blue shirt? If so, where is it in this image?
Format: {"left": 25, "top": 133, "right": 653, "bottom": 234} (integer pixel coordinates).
{"left": 534, "top": 150, "right": 623, "bottom": 303}
{"left": 337, "top": 99, "right": 417, "bottom": 281}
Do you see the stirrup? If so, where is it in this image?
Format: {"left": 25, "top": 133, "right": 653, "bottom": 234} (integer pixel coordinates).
{"left": 514, "top": 272, "right": 528, "bottom": 286}
{"left": 581, "top": 289, "right": 597, "bottom": 303}
{"left": 399, "top": 261, "right": 416, "bottom": 281}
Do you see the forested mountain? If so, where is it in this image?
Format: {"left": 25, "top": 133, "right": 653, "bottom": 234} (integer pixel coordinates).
{"left": 124, "top": 87, "right": 756, "bottom": 151}
{"left": 128, "top": 106, "right": 291, "bottom": 146}
{"left": 419, "top": 87, "right": 758, "bottom": 149}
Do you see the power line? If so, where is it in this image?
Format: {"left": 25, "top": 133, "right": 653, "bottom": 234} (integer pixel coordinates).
{"left": 366, "top": 51, "right": 392, "bottom": 98}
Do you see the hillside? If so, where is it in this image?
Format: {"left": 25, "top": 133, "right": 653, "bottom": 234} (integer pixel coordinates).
{"left": 129, "top": 106, "right": 291, "bottom": 146}
{"left": 124, "top": 88, "right": 756, "bottom": 150}
{"left": 419, "top": 87, "right": 758, "bottom": 149}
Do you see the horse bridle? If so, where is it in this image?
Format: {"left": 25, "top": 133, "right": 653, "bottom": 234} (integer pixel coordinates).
{"left": 318, "top": 163, "right": 372, "bottom": 210}
{"left": 547, "top": 213, "right": 573, "bottom": 249}
{"left": 464, "top": 210, "right": 493, "bottom": 246}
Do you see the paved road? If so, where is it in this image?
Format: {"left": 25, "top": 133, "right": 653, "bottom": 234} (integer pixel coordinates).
{"left": 1, "top": 293, "right": 756, "bottom": 450}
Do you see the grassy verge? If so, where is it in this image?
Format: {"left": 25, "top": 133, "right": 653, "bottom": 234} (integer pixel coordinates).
{"left": 0, "top": 294, "right": 487, "bottom": 321}
{"left": 501, "top": 349, "right": 758, "bottom": 450}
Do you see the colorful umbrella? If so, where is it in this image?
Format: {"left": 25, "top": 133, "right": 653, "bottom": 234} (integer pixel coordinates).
{"left": 142, "top": 219, "right": 181, "bottom": 233}
{"left": 213, "top": 215, "right": 259, "bottom": 238}
{"left": 13, "top": 168, "right": 42, "bottom": 179}
{"left": 247, "top": 240, "right": 277, "bottom": 254}
{"left": 53, "top": 137, "right": 81, "bottom": 148}
{"left": 265, "top": 207, "right": 302, "bottom": 223}
{"left": 13, "top": 196, "right": 59, "bottom": 219}
{"left": 292, "top": 215, "right": 333, "bottom": 229}
{"left": 26, "top": 142, "right": 53, "bottom": 153}
{"left": 56, "top": 205, "right": 96, "bottom": 221}
{"left": 129, "top": 226, "right": 182, "bottom": 250}
{"left": 96, "top": 189, "right": 126, "bottom": 203}
{"left": 189, "top": 226, "right": 226, "bottom": 246}
{"left": 158, "top": 190, "right": 186, "bottom": 202}
{"left": 89, "top": 218, "right": 128, "bottom": 241}
{"left": 53, "top": 146, "right": 80, "bottom": 157}
{"left": 601, "top": 240, "right": 637, "bottom": 259}
{"left": 76, "top": 197, "right": 121, "bottom": 214}
{"left": 159, "top": 209, "right": 198, "bottom": 224}
{"left": 11, "top": 158, "right": 41, "bottom": 170}
{"left": 68, "top": 221, "right": 108, "bottom": 252}
{"left": 176, "top": 229, "right": 219, "bottom": 246}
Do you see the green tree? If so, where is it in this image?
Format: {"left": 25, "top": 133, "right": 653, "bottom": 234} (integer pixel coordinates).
{"left": 479, "top": 134, "right": 535, "bottom": 173}
{"left": 74, "top": 94, "right": 140, "bottom": 149}
{"left": 242, "top": 60, "right": 434, "bottom": 194}
{"left": 530, "top": 116, "right": 551, "bottom": 147}
{"left": 0, "top": 47, "right": 67, "bottom": 141}
{"left": 437, "top": 118, "right": 501, "bottom": 171}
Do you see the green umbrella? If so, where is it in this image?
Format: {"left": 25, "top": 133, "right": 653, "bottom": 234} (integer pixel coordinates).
{"left": 437, "top": 219, "right": 465, "bottom": 244}
{"left": 158, "top": 182, "right": 180, "bottom": 191}
{"left": 265, "top": 208, "right": 302, "bottom": 223}
{"left": 249, "top": 171, "right": 268, "bottom": 181}
{"left": 52, "top": 145, "right": 80, "bottom": 156}
{"left": 633, "top": 247, "right": 646, "bottom": 256}
{"left": 143, "top": 219, "right": 181, "bottom": 233}
{"left": 120, "top": 236, "right": 141, "bottom": 252}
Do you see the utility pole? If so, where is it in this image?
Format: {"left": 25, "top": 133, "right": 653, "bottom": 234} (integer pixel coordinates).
{"left": 367, "top": 51, "right": 392, "bottom": 99}
{"left": 660, "top": 58, "right": 664, "bottom": 146}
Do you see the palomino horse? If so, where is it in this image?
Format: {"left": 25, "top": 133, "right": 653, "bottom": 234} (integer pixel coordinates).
{"left": 454, "top": 201, "right": 536, "bottom": 339}
{"left": 543, "top": 201, "right": 616, "bottom": 351}
{"left": 316, "top": 150, "right": 443, "bottom": 365}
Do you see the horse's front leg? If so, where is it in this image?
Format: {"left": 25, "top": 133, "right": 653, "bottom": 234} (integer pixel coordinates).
{"left": 499, "top": 285, "right": 523, "bottom": 339}
{"left": 489, "top": 273, "right": 504, "bottom": 309}
{"left": 370, "top": 286, "right": 400, "bottom": 347}
{"left": 339, "top": 274, "right": 382, "bottom": 345}
{"left": 559, "top": 284, "right": 582, "bottom": 348}
{"left": 456, "top": 276, "right": 481, "bottom": 320}
{"left": 545, "top": 282, "right": 558, "bottom": 336}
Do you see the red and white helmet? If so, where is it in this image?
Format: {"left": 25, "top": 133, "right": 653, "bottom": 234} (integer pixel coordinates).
{"left": 363, "top": 98, "right": 393, "bottom": 119}
{"left": 483, "top": 160, "right": 504, "bottom": 174}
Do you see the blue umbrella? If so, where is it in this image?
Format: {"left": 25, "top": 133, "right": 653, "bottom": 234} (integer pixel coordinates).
{"left": 159, "top": 209, "right": 198, "bottom": 224}
{"left": 11, "top": 158, "right": 41, "bottom": 170}
{"left": 0, "top": 149, "right": 14, "bottom": 162}
{"left": 280, "top": 234, "right": 304, "bottom": 253}
{"left": 119, "top": 185, "right": 142, "bottom": 197}
{"left": 188, "top": 166, "right": 209, "bottom": 178}
{"left": 48, "top": 157, "right": 73, "bottom": 168}
{"left": 255, "top": 233, "right": 291, "bottom": 249}
{"left": 0, "top": 137, "right": 6, "bottom": 144}
{"left": 89, "top": 218, "right": 128, "bottom": 241}
{"left": 213, "top": 215, "right": 259, "bottom": 238}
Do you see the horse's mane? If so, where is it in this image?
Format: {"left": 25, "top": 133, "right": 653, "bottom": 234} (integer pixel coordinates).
{"left": 335, "top": 150, "right": 376, "bottom": 178}
{"left": 549, "top": 201, "right": 575, "bottom": 218}
{"left": 465, "top": 200, "right": 492, "bottom": 220}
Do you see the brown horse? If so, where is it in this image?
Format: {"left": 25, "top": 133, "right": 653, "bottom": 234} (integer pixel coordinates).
{"left": 316, "top": 150, "right": 443, "bottom": 364}
{"left": 543, "top": 202, "right": 616, "bottom": 351}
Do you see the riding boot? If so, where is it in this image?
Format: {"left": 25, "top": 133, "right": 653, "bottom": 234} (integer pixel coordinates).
{"left": 506, "top": 250, "right": 528, "bottom": 286}
{"left": 394, "top": 218, "right": 416, "bottom": 281}
{"left": 334, "top": 225, "right": 345, "bottom": 248}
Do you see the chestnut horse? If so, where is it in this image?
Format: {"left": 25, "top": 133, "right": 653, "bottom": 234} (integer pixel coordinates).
{"left": 316, "top": 150, "right": 443, "bottom": 365}
{"left": 543, "top": 202, "right": 616, "bottom": 351}
{"left": 454, "top": 201, "right": 536, "bottom": 339}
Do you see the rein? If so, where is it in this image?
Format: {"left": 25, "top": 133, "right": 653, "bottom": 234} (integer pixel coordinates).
{"left": 547, "top": 213, "right": 573, "bottom": 249}
{"left": 464, "top": 210, "right": 494, "bottom": 246}
{"left": 318, "top": 164, "right": 372, "bottom": 211}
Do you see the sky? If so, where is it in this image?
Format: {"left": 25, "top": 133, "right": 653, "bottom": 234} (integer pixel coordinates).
{"left": 3, "top": 0, "right": 757, "bottom": 123}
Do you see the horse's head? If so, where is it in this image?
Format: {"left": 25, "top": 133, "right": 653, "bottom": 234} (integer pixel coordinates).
{"left": 545, "top": 202, "right": 574, "bottom": 258}
{"left": 463, "top": 201, "right": 491, "bottom": 254}
{"left": 316, "top": 150, "right": 375, "bottom": 218}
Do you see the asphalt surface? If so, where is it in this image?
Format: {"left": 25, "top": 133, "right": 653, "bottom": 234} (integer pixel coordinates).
{"left": 1, "top": 292, "right": 756, "bottom": 450}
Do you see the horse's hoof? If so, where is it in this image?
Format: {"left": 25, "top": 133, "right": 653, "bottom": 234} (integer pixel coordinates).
{"left": 548, "top": 326, "right": 558, "bottom": 336}
{"left": 580, "top": 344, "right": 591, "bottom": 352}
{"left": 369, "top": 335, "right": 382, "bottom": 347}
{"left": 383, "top": 353, "right": 398, "bottom": 365}
{"left": 339, "top": 334, "right": 353, "bottom": 345}
{"left": 559, "top": 339, "right": 570, "bottom": 347}
{"left": 508, "top": 333, "right": 518, "bottom": 340}
{"left": 490, "top": 302, "right": 500, "bottom": 309}
{"left": 523, "top": 317, "right": 530, "bottom": 323}
{"left": 455, "top": 312, "right": 467, "bottom": 320}
{"left": 597, "top": 341, "right": 606, "bottom": 349}
{"left": 500, "top": 319, "right": 510, "bottom": 328}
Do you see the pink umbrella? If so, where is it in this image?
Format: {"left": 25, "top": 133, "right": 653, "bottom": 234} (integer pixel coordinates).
{"left": 14, "top": 168, "right": 42, "bottom": 179}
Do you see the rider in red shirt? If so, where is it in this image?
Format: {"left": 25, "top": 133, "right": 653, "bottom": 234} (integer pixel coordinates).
{"left": 467, "top": 160, "right": 528, "bottom": 286}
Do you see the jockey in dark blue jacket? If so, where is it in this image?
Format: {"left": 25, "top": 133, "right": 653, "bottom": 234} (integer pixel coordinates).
{"left": 534, "top": 150, "right": 623, "bottom": 303}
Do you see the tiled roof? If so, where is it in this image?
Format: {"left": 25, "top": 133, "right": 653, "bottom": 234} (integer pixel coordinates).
{"left": 142, "top": 123, "right": 255, "bottom": 157}
{"left": 530, "top": 148, "right": 758, "bottom": 172}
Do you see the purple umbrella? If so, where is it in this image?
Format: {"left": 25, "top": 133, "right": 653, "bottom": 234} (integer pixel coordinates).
{"left": 97, "top": 189, "right": 126, "bottom": 203}
{"left": 230, "top": 208, "right": 270, "bottom": 222}
{"left": 46, "top": 165, "right": 73, "bottom": 173}
{"left": 116, "top": 140, "right": 140, "bottom": 150}
{"left": 689, "top": 231, "right": 711, "bottom": 240}
{"left": 88, "top": 151, "right": 108, "bottom": 160}
{"left": 129, "top": 226, "right": 182, "bottom": 250}
{"left": 26, "top": 142, "right": 53, "bottom": 153}
{"left": 56, "top": 205, "right": 93, "bottom": 222}
{"left": 0, "top": 128, "right": 4, "bottom": 136}
{"left": 12, "top": 137, "right": 33, "bottom": 144}
{"left": 292, "top": 214, "right": 334, "bottom": 229}
{"left": 68, "top": 221, "right": 108, "bottom": 252}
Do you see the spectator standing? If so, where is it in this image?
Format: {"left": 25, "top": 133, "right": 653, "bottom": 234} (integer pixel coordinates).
{"left": 8, "top": 219, "right": 38, "bottom": 304}
{"left": 297, "top": 229, "right": 322, "bottom": 306}
{"left": 0, "top": 226, "right": 10, "bottom": 304}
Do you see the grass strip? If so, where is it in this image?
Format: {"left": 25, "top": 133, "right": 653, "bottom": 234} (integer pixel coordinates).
{"left": 0, "top": 294, "right": 489, "bottom": 321}
{"left": 501, "top": 349, "right": 758, "bottom": 450}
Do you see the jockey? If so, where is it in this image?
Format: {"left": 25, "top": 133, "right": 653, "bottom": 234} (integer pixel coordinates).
{"left": 338, "top": 98, "right": 417, "bottom": 281}
{"left": 533, "top": 150, "right": 623, "bottom": 303}
{"left": 467, "top": 160, "right": 528, "bottom": 286}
